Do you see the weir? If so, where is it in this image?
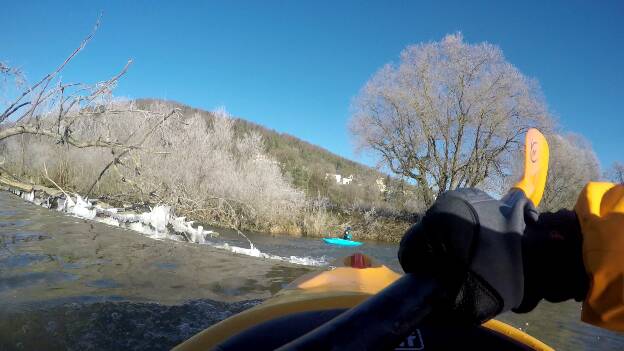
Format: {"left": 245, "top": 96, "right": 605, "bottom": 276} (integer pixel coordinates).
{"left": 0, "top": 174, "right": 327, "bottom": 267}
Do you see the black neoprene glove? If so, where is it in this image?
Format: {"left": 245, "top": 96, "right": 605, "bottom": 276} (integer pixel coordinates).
{"left": 398, "top": 188, "right": 588, "bottom": 324}
{"left": 515, "top": 209, "right": 588, "bottom": 312}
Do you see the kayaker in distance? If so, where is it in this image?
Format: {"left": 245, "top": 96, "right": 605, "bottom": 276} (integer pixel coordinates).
{"left": 399, "top": 181, "right": 624, "bottom": 332}
{"left": 342, "top": 226, "right": 353, "bottom": 240}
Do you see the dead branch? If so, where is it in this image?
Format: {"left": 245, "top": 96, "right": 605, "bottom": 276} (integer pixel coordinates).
{"left": 43, "top": 162, "right": 71, "bottom": 201}
{"left": 1, "top": 14, "right": 102, "bottom": 123}
{"left": 0, "top": 14, "right": 137, "bottom": 164}
{"left": 85, "top": 108, "right": 180, "bottom": 196}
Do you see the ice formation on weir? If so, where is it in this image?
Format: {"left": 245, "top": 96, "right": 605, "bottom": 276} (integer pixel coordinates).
{"left": 140, "top": 205, "right": 170, "bottom": 232}
{"left": 71, "top": 195, "right": 97, "bottom": 219}
{"left": 24, "top": 190, "right": 35, "bottom": 202}
{"left": 14, "top": 189, "right": 216, "bottom": 243}
{"left": 11, "top": 188, "right": 328, "bottom": 266}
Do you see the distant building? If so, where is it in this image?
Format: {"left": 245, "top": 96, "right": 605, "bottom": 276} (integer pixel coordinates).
{"left": 325, "top": 173, "right": 354, "bottom": 185}
{"left": 341, "top": 175, "right": 353, "bottom": 185}
{"left": 375, "top": 177, "right": 386, "bottom": 192}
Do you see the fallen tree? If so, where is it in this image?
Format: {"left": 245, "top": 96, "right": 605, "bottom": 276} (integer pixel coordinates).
{"left": 0, "top": 17, "right": 179, "bottom": 191}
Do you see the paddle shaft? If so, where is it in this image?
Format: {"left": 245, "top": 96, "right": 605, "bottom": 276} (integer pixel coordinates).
{"left": 275, "top": 273, "right": 446, "bottom": 351}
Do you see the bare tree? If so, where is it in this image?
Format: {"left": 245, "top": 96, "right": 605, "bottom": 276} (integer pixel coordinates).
{"left": 0, "top": 18, "right": 175, "bottom": 158}
{"left": 539, "top": 133, "right": 600, "bottom": 211}
{"left": 350, "top": 33, "right": 552, "bottom": 207}
{"left": 1, "top": 104, "right": 305, "bottom": 232}
{"left": 1, "top": 19, "right": 305, "bottom": 233}
{"left": 138, "top": 107, "right": 306, "bottom": 230}
{"left": 606, "top": 161, "right": 624, "bottom": 184}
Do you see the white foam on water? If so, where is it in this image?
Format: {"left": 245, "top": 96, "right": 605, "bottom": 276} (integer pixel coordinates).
{"left": 210, "top": 242, "right": 328, "bottom": 267}
{"left": 94, "top": 217, "right": 120, "bottom": 227}
{"left": 14, "top": 191, "right": 327, "bottom": 267}
{"left": 287, "top": 255, "right": 329, "bottom": 266}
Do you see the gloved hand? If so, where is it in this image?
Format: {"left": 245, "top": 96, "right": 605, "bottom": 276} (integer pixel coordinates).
{"left": 515, "top": 209, "right": 588, "bottom": 312}
{"left": 398, "top": 188, "right": 588, "bottom": 324}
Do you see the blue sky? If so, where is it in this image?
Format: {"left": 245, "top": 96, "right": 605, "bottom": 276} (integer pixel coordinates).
{"left": 2, "top": 1, "right": 623, "bottom": 169}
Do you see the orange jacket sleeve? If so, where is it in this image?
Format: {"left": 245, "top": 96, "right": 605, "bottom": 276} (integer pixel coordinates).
{"left": 574, "top": 182, "right": 624, "bottom": 332}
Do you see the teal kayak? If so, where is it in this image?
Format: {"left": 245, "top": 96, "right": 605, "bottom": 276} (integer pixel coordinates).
{"left": 323, "top": 238, "right": 363, "bottom": 247}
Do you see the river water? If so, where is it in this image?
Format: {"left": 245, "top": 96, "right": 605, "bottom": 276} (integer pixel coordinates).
{"left": 0, "top": 192, "right": 622, "bottom": 350}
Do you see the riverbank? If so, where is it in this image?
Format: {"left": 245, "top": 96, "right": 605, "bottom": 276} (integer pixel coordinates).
{"left": 0, "top": 101, "right": 419, "bottom": 243}
{"left": 0, "top": 170, "right": 413, "bottom": 243}
{"left": 0, "top": 172, "right": 221, "bottom": 245}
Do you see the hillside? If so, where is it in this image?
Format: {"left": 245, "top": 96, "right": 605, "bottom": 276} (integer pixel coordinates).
{"left": 134, "top": 99, "right": 415, "bottom": 216}
{"left": 0, "top": 98, "right": 416, "bottom": 242}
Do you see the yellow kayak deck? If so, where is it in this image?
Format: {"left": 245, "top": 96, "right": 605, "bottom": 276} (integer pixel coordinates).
{"left": 175, "top": 254, "right": 553, "bottom": 351}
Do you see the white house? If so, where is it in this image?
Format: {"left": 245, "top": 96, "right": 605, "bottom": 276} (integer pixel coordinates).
{"left": 341, "top": 175, "right": 353, "bottom": 185}
{"left": 325, "top": 173, "right": 354, "bottom": 185}
{"left": 375, "top": 177, "right": 387, "bottom": 192}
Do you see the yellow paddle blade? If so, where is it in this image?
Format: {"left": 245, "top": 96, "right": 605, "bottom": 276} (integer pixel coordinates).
{"left": 513, "top": 128, "right": 549, "bottom": 207}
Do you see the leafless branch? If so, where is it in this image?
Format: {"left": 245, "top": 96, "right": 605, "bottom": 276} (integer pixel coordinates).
{"left": 1, "top": 13, "right": 103, "bottom": 123}
{"left": 350, "top": 33, "right": 553, "bottom": 206}
{"left": 85, "top": 108, "right": 180, "bottom": 196}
